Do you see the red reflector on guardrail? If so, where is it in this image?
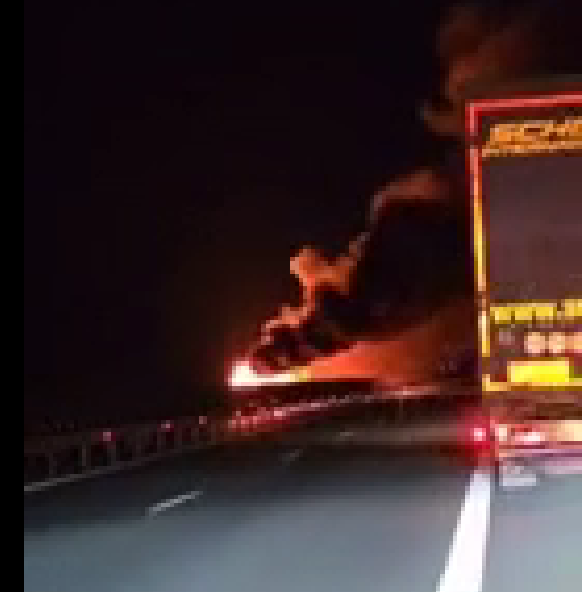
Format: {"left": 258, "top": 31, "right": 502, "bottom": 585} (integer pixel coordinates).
{"left": 101, "top": 430, "right": 114, "bottom": 443}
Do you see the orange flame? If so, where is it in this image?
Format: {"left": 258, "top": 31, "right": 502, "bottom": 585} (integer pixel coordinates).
{"left": 229, "top": 361, "right": 301, "bottom": 388}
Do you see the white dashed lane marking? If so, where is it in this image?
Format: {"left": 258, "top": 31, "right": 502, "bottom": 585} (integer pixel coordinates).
{"left": 336, "top": 429, "right": 355, "bottom": 440}
{"left": 281, "top": 448, "right": 303, "bottom": 464}
{"left": 148, "top": 490, "right": 203, "bottom": 515}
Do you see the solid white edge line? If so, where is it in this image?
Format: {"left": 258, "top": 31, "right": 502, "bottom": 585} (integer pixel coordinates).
{"left": 436, "top": 470, "right": 492, "bottom": 592}
{"left": 148, "top": 490, "right": 202, "bottom": 515}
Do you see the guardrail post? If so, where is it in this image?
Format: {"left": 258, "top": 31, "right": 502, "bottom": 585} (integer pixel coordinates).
{"left": 107, "top": 441, "right": 117, "bottom": 465}
{"left": 397, "top": 396, "right": 405, "bottom": 424}
{"left": 80, "top": 443, "right": 90, "bottom": 471}
{"left": 132, "top": 432, "right": 143, "bottom": 458}
{"left": 208, "top": 421, "right": 217, "bottom": 444}
{"left": 47, "top": 452, "right": 56, "bottom": 479}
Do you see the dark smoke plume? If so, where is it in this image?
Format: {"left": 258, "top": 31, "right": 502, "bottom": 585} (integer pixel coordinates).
{"left": 248, "top": 1, "right": 580, "bottom": 384}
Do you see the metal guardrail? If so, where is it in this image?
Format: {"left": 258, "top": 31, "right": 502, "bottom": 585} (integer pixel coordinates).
{"left": 24, "top": 415, "right": 224, "bottom": 492}
{"left": 23, "top": 397, "right": 357, "bottom": 493}
{"left": 24, "top": 384, "right": 470, "bottom": 493}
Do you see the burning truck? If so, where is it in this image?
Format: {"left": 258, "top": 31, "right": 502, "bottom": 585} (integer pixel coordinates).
{"left": 229, "top": 2, "right": 579, "bottom": 393}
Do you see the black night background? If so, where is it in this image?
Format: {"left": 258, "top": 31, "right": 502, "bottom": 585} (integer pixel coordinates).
{"left": 25, "top": 1, "right": 577, "bottom": 422}
{"left": 26, "top": 3, "right": 445, "bottom": 422}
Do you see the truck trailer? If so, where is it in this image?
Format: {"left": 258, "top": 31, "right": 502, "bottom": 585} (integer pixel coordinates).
{"left": 466, "top": 78, "right": 582, "bottom": 485}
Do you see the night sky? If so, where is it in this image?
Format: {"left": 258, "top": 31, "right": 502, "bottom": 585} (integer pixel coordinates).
{"left": 25, "top": 2, "right": 479, "bottom": 419}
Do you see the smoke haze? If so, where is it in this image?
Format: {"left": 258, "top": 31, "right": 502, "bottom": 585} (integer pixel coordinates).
{"left": 249, "top": 1, "right": 580, "bottom": 384}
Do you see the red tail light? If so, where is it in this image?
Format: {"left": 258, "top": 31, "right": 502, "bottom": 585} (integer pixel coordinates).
{"left": 471, "top": 426, "right": 488, "bottom": 443}
{"left": 463, "top": 414, "right": 492, "bottom": 448}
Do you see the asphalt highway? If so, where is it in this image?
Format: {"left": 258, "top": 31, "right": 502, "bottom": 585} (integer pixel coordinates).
{"left": 24, "top": 421, "right": 582, "bottom": 592}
